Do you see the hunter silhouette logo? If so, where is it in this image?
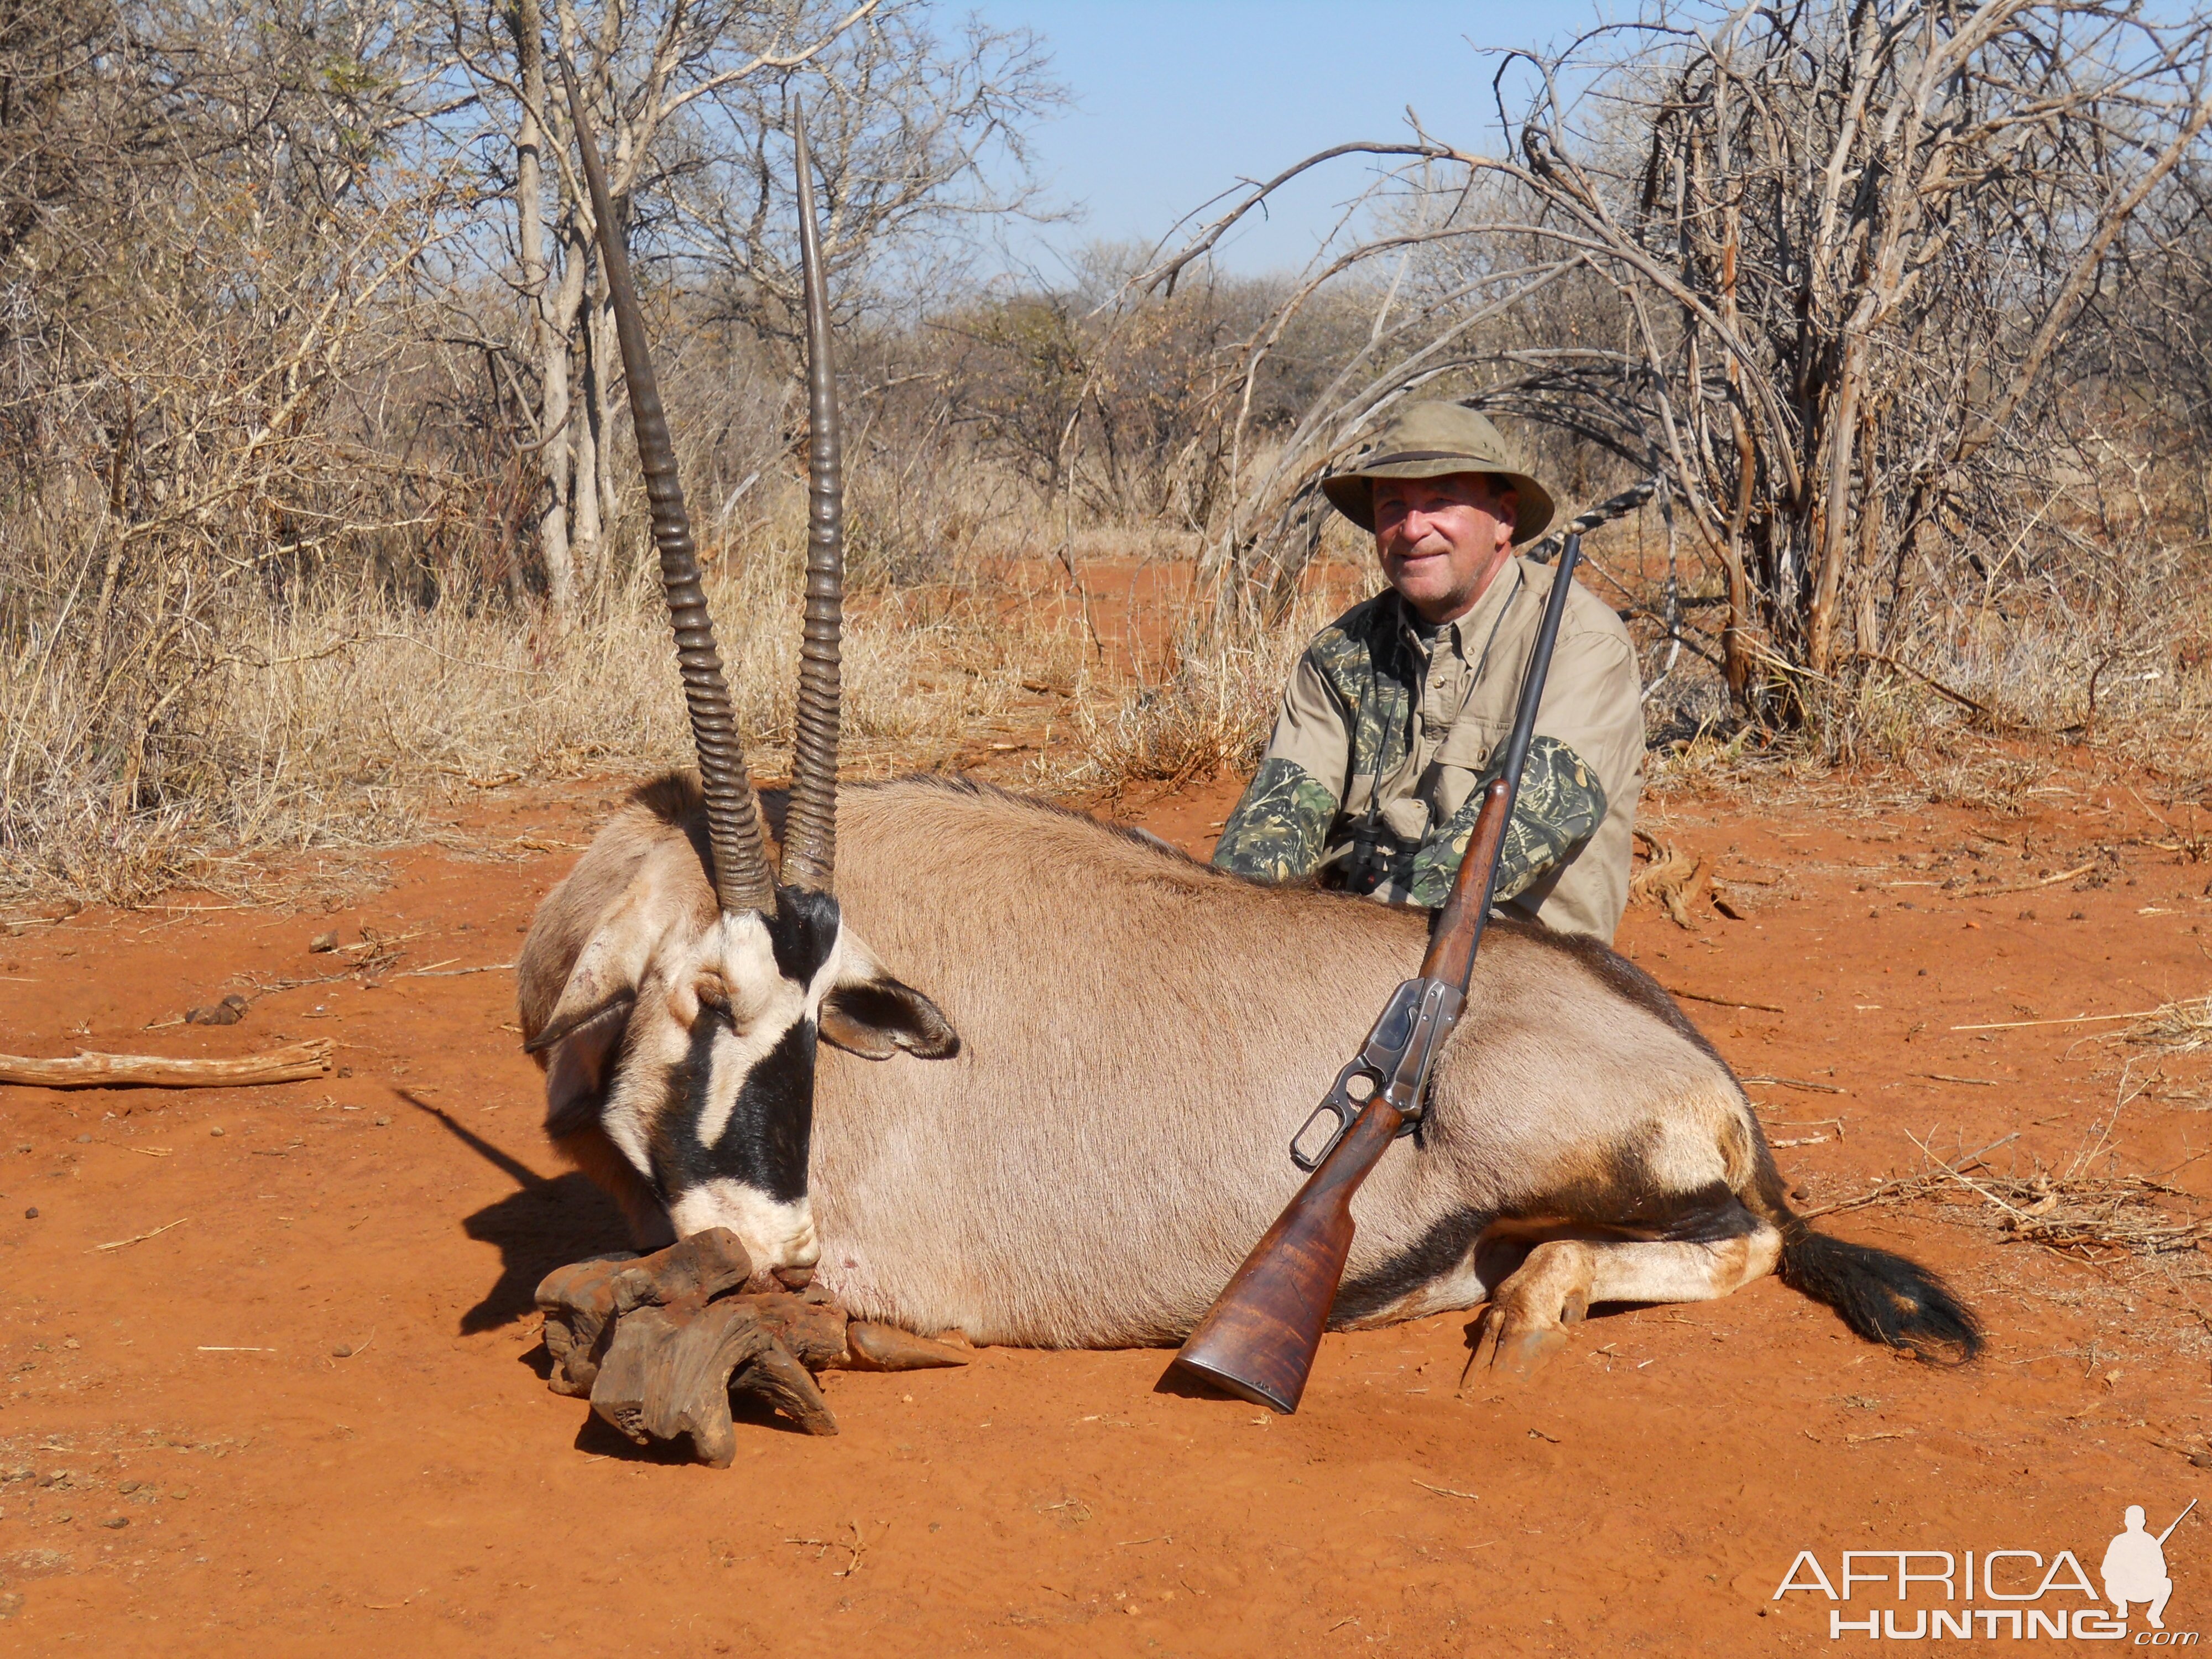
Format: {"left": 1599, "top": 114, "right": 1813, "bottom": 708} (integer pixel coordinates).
{"left": 2107, "top": 1501, "right": 2195, "bottom": 1631}
{"left": 1773, "top": 1497, "right": 2201, "bottom": 1641}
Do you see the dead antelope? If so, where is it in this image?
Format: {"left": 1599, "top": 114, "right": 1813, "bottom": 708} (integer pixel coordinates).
{"left": 516, "top": 103, "right": 1979, "bottom": 1380}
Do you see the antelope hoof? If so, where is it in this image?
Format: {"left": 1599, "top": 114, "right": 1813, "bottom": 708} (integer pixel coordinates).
{"left": 843, "top": 1321, "right": 969, "bottom": 1373}
{"left": 1492, "top": 1323, "right": 1569, "bottom": 1378}
{"left": 1464, "top": 1295, "right": 1584, "bottom": 1384}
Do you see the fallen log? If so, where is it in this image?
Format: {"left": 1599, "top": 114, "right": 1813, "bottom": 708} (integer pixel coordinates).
{"left": 0, "top": 1040, "right": 333, "bottom": 1089}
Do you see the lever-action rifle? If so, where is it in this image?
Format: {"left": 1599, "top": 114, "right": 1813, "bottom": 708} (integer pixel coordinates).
{"left": 1171, "top": 533, "right": 1587, "bottom": 1413}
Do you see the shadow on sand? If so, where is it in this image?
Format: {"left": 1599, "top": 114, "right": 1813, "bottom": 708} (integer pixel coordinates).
{"left": 394, "top": 1088, "right": 633, "bottom": 1335}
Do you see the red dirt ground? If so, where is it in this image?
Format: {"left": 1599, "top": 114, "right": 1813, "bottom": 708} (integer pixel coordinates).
{"left": 3, "top": 762, "right": 2209, "bottom": 1655}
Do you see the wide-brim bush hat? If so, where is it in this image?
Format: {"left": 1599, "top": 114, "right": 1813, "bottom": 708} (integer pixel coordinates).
{"left": 1321, "top": 400, "right": 1556, "bottom": 544}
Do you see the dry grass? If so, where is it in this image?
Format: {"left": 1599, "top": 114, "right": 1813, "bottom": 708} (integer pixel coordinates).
{"left": 0, "top": 484, "right": 1100, "bottom": 911}
{"left": 1813, "top": 1140, "right": 2212, "bottom": 1258}
{"left": 1638, "top": 630, "right": 2212, "bottom": 814}
{"left": 9, "top": 431, "right": 2211, "bottom": 915}
{"left": 2123, "top": 994, "right": 2212, "bottom": 1057}
{"left": 1979, "top": 1170, "right": 2212, "bottom": 1255}
{"left": 1631, "top": 515, "right": 2212, "bottom": 808}
{"left": 1812, "top": 1061, "right": 2212, "bottom": 1264}
{"left": 1944, "top": 585, "right": 2208, "bottom": 761}
{"left": 1060, "top": 591, "right": 1328, "bottom": 798}
{"left": 14, "top": 538, "right": 2207, "bottom": 912}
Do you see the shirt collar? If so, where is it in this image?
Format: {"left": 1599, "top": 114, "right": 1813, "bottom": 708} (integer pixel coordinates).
{"left": 1393, "top": 559, "right": 1525, "bottom": 668}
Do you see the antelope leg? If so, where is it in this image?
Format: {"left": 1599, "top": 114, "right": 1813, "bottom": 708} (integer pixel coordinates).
{"left": 1464, "top": 1239, "right": 1594, "bottom": 1381}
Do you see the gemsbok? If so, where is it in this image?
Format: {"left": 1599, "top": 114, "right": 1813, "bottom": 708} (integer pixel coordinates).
{"left": 515, "top": 99, "right": 1979, "bottom": 1382}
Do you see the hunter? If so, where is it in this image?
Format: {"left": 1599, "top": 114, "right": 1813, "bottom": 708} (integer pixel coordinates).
{"left": 1211, "top": 401, "right": 1642, "bottom": 941}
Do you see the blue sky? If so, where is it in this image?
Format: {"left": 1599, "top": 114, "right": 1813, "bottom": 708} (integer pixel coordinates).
{"left": 962, "top": 1, "right": 1600, "bottom": 276}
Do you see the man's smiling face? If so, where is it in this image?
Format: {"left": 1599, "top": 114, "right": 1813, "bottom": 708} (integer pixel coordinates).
{"left": 1372, "top": 472, "right": 1518, "bottom": 624}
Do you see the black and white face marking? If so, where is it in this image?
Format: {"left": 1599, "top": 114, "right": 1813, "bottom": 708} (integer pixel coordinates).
{"left": 603, "top": 886, "right": 844, "bottom": 1270}
{"left": 567, "top": 877, "right": 959, "bottom": 1270}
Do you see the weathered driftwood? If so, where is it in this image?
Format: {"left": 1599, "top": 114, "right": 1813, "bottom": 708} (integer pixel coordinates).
{"left": 0, "top": 1040, "right": 332, "bottom": 1089}
{"left": 535, "top": 1227, "right": 965, "bottom": 1465}
{"left": 591, "top": 1301, "right": 837, "bottom": 1463}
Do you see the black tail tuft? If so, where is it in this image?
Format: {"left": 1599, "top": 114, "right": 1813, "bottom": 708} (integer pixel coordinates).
{"left": 1780, "top": 1230, "right": 1983, "bottom": 1365}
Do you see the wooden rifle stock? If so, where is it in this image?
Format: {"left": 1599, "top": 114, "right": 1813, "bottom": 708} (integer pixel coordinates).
{"left": 1171, "top": 779, "right": 1512, "bottom": 1413}
{"left": 1172, "top": 535, "right": 1584, "bottom": 1413}
{"left": 1162, "top": 1092, "right": 1409, "bottom": 1413}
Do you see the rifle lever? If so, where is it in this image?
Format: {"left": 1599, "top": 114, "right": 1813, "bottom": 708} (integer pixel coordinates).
{"left": 1288, "top": 1083, "right": 1364, "bottom": 1173}
{"left": 1288, "top": 978, "right": 1464, "bottom": 1171}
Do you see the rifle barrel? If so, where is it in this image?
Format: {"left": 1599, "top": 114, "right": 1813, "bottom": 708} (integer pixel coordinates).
{"left": 1422, "top": 533, "right": 1583, "bottom": 989}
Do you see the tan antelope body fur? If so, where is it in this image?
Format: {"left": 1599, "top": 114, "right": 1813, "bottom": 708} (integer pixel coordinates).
{"left": 530, "top": 94, "right": 1976, "bottom": 1375}
{"left": 519, "top": 773, "right": 1979, "bottom": 1367}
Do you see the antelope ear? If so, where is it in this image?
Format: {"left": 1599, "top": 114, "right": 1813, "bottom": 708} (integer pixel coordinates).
{"left": 821, "top": 974, "right": 959, "bottom": 1061}
{"left": 540, "top": 996, "right": 636, "bottom": 1138}
{"left": 524, "top": 985, "right": 635, "bottom": 1056}
{"left": 820, "top": 931, "right": 959, "bottom": 1061}
{"left": 821, "top": 976, "right": 960, "bottom": 1060}
{"left": 525, "top": 869, "right": 691, "bottom": 1044}
{"left": 521, "top": 881, "right": 682, "bottom": 1131}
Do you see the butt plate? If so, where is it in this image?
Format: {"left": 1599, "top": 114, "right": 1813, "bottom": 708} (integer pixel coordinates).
{"left": 1169, "top": 1350, "right": 1303, "bottom": 1415}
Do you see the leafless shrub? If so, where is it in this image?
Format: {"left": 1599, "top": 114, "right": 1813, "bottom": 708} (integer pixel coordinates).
{"left": 440, "top": 0, "right": 1062, "bottom": 616}
{"left": 935, "top": 246, "right": 1367, "bottom": 534}
{"left": 1136, "top": 1, "right": 2212, "bottom": 742}
{"left": 0, "top": 0, "right": 479, "bottom": 902}
{"left": 11, "top": 0, "right": 2212, "bottom": 902}
{"left": 0, "top": 0, "right": 1081, "bottom": 906}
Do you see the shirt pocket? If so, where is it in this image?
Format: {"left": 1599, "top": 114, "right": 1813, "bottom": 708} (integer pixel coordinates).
{"left": 1379, "top": 795, "right": 1430, "bottom": 843}
{"left": 1432, "top": 718, "right": 1505, "bottom": 778}
{"left": 1426, "top": 717, "right": 1507, "bottom": 824}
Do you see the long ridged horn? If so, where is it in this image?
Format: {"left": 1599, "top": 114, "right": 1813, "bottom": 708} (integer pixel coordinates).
{"left": 777, "top": 98, "right": 843, "bottom": 894}
{"left": 558, "top": 56, "right": 776, "bottom": 916}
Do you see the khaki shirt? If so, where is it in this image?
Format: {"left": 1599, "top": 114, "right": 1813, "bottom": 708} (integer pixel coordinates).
{"left": 1240, "top": 557, "right": 1642, "bottom": 938}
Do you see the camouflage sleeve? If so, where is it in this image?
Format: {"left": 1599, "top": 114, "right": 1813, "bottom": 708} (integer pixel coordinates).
{"left": 1209, "top": 757, "right": 1338, "bottom": 884}
{"left": 1403, "top": 735, "right": 1608, "bottom": 910}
